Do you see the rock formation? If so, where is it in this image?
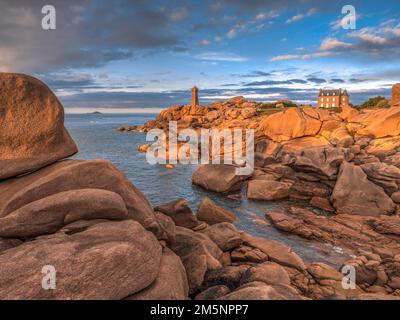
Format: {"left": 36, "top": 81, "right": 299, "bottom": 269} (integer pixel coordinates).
{"left": 0, "top": 73, "right": 77, "bottom": 180}
{"left": 2, "top": 73, "right": 400, "bottom": 300}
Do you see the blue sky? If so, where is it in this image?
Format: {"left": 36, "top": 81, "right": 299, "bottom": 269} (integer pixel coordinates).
{"left": 1, "top": 0, "right": 399, "bottom": 112}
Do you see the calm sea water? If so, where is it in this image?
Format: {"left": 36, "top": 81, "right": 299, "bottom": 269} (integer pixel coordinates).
{"left": 65, "top": 113, "right": 354, "bottom": 267}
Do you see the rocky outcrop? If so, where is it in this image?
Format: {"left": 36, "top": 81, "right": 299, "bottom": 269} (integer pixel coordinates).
{"left": 126, "top": 247, "right": 189, "bottom": 300}
{"left": 260, "top": 107, "right": 322, "bottom": 142}
{"left": 197, "top": 197, "right": 237, "bottom": 224}
{"left": 247, "top": 180, "right": 293, "bottom": 201}
{"left": 331, "top": 162, "right": 395, "bottom": 216}
{"left": 0, "top": 221, "right": 162, "bottom": 299}
{"left": 0, "top": 73, "right": 77, "bottom": 180}
{"left": 154, "top": 198, "right": 200, "bottom": 229}
{"left": 192, "top": 164, "right": 250, "bottom": 194}
{"left": 0, "top": 188, "right": 128, "bottom": 238}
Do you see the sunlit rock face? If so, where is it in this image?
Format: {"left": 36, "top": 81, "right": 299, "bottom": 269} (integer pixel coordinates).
{"left": 0, "top": 73, "right": 78, "bottom": 180}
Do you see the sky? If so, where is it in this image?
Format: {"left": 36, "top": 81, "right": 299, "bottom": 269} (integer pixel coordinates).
{"left": 0, "top": 0, "right": 399, "bottom": 112}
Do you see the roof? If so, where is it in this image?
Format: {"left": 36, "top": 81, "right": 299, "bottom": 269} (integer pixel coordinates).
{"left": 319, "top": 89, "right": 349, "bottom": 96}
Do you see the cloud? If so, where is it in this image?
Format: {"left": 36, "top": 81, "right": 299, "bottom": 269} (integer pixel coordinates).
{"left": 232, "top": 70, "right": 271, "bottom": 77}
{"left": 0, "top": 0, "right": 184, "bottom": 72}
{"left": 167, "top": 7, "right": 189, "bottom": 21}
{"left": 307, "top": 77, "right": 326, "bottom": 84}
{"left": 319, "top": 38, "right": 352, "bottom": 51}
{"left": 270, "top": 51, "right": 334, "bottom": 61}
{"left": 286, "top": 8, "right": 316, "bottom": 24}
{"left": 226, "top": 10, "right": 278, "bottom": 39}
{"left": 330, "top": 78, "right": 345, "bottom": 83}
{"left": 319, "top": 24, "right": 400, "bottom": 58}
{"left": 195, "top": 52, "right": 248, "bottom": 62}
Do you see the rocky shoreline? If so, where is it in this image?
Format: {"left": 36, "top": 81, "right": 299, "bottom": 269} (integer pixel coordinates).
{"left": 1, "top": 72, "right": 400, "bottom": 300}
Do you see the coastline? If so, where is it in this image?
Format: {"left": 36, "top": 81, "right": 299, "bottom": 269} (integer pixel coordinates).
{"left": 1, "top": 73, "right": 400, "bottom": 300}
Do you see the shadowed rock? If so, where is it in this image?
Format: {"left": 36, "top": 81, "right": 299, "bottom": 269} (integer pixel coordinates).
{"left": 0, "top": 221, "right": 162, "bottom": 300}
{"left": 197, "top": 197, "right": 237, "bottom": 225}
{"left": 331, "top": 162, "right": 395, "bottom": 216}
{"left": 126, "top": 247, "right": 189, "bottom": 300}
{"left": 192, "top": 164, "right": 250, "bottom": 194}
{"left": 0, "top": 189, "right": 128, "bottom": 238}
{"left": 0, "top": 159, "right": 166, "bottom": 239}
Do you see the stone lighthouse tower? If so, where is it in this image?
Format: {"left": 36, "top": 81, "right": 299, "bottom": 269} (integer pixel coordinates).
{"left": 191, "top": 86, "right": 199, "bottom": 107}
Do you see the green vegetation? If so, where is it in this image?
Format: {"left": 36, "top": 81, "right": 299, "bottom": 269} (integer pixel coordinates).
{"left": 357, "top": 96, "right": 390, "bottom": 109}
{"left": 257, "top": 100, "right": 298, "bottom": 110}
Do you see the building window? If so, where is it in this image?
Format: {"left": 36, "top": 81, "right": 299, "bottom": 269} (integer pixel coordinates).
{"left": 321, "top": 103, "right": 324, "bottom": 108}
{"left": 332, "top": 103, "right": 335, "bottom": 107}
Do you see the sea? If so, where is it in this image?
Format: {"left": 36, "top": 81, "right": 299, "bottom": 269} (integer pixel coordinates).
{"left": 65, "top": 113, "right": 355, "bottom": 267}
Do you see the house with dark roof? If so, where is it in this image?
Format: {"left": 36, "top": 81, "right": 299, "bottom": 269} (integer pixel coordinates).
{"left": 317, "top": 89, "right": 349, "bottom": 108}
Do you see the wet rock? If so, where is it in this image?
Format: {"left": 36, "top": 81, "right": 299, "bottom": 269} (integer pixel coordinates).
{"left": 192, "top": 164, "right": 250, "bottom": 194}
{"left": 197, "top": 197, "right": 237, "bottom": 225}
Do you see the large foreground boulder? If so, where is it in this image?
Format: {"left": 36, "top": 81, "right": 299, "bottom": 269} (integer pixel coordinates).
{"left": 170, "top": 226, "right": 223, "bottom": 293}
{"left": 0, "top": 221, "right": 162, "bottom": 299}
{"left": 0, "top": 73, "right": 77, "bottom": 180}
{"left": 331, "top": 162, "right": 396, "bottom": 216}
{"left": 0, "top": 188, "right": 128, "bottom": 238}
{"left": 126, "top": 247, "right": 189, "bottom": 300}
{"left": 0, "top": 160, "right": 165, "bottom": 238}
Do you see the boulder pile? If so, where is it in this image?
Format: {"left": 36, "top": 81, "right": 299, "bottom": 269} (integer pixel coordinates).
{"left": 2, "top": 73, "right": 400, "bottom": 300}
{"left": 135, "top": 84, "right": 400, "bottom": 299}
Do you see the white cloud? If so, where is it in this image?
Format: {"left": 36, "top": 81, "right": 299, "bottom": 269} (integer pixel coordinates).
{"left": 196, "top": 52, "right": 248, "bottom": 62}
{"left": 286, "top": 14, "right": 304, "bottom": 24}
{"left": 319, "top": 37, "right": 352, "bottom": 51}
{"left": 271, "top": 52, "right": 334, "bottom": 61}
{"left": 226, "top": 11, "right": 279, "bottom": 39}
{"left": 349, "top": 28, "right": 387, "bottom": 44}
{"left": 286, "top": 8, "right": 316, "bottom": 24}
